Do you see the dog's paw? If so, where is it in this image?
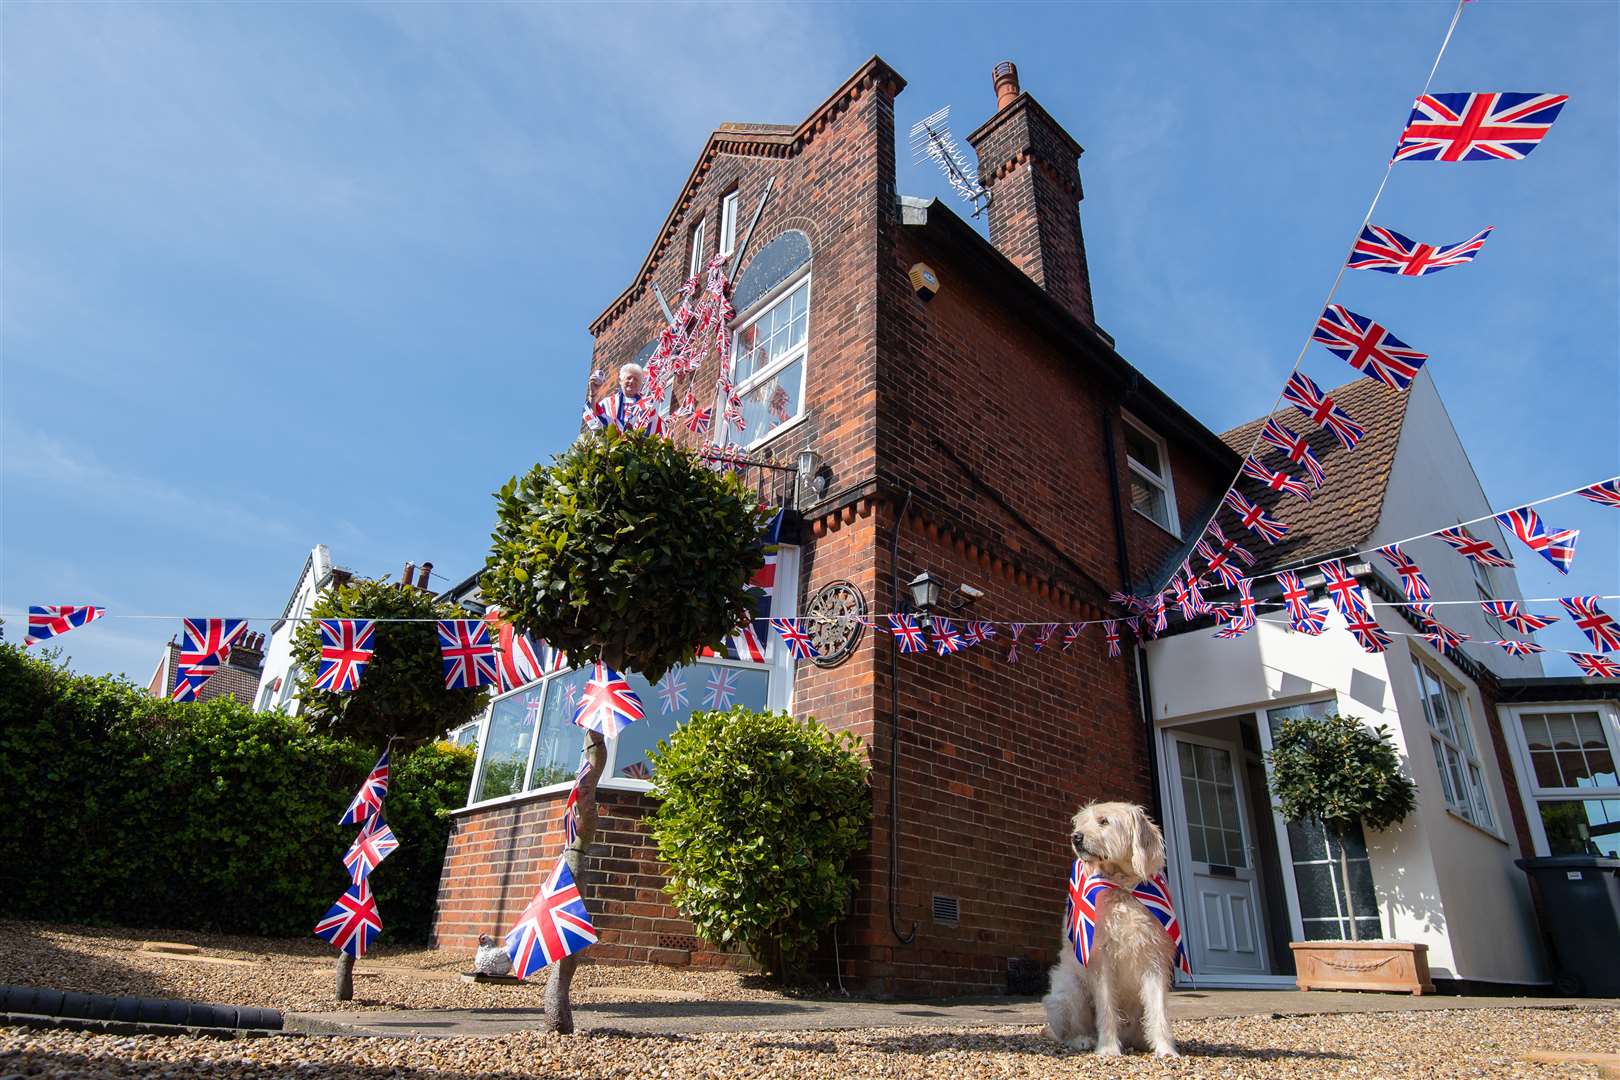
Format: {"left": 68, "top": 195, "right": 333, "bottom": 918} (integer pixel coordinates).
{"left": 1093, "top": 1042, "right": 1123, "bottom": 1058}
{"left": 1152, "top": 1045, "right": 1181, "bottom": 1059}
{"left": 1064, "top": 1034, "right": 1096, "bottom": 1052}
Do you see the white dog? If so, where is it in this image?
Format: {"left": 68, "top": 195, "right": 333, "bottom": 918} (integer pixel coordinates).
{"left": 1042, "top": 801, "right": 1179, "bottom": 1057}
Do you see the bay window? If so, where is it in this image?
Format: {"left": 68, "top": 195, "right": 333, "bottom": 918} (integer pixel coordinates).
{"left": 1509, "top": 706, "right": 1620, "bottom": 857}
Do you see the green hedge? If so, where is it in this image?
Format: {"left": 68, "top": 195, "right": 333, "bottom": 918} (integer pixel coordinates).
{"left": 0, "top": 644, "right": 474, "bottom": 942}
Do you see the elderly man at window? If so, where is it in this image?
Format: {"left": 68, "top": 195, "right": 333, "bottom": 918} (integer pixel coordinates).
{"left": 584, "top": 362, "right": 665, "bottom": 437}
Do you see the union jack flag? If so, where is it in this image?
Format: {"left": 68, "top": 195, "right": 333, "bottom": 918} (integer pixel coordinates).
{"left": 620, "top": 760, "right": 653, "bottom": 781}
{"left": 1195, "top": 539, "right": 1244, "bottom": 589}
{"left": 723, "top": 393, "right": 746, "bottom": 430}
{"left": 888, "top": 614, "right": 928, "bottom": 654}
{"left": 1131, "top": 873, "right": 1192, "bottom": 975}
{"left": 1320, "top": 560, "right": 1371, "bottom": 620}
{"left": 655, "top": 670, "right": 688, "bottom": 715}
{"left": 1125, "top": 616, "right": 1141, "bottom": 638}
{"left": 1481, "top": 601, "right": 1558, "bottom": 634}
{"left": 314, "top": 881, "right": 382, "bottom": 958}
{"left": 962, "top": 621, "right": 992, "bottom": 646}
{"left": 702, "top": 508, "right": 782, "bottom": 664}
{"left": 1415, "top": 606, "right": 1469, "bottom": 657}
{"left": 675, "top": 389, "right": 696, "bottom": 418}
{"left": 1313, "top": 305, "right": 1429, "bottom": 391}
{"left": 1376, "top": 543, "right": 1432, "bottom": 603}
{"left": 1103, "top": 620, "right": 1120, "bottom": 658}
{"left": 1559, "top": 597, "right": 1620, "bottom": 653}
{"left": 1224, "top": 490, "right": 1290, "bottom": 544}
{"left": 313, "top": 619, "right": 375, "bottom": 693}
{"left": 1148, "top": 595, "right": 1169, "bottom": 635}
{"left": 484, "top": 611, "right": 561, "bottom": 693}
{"left": 503, "top": 856, "right": 597, "bottom": 979}
{"left": 1436, "top": 526, "right": 1513, "bottom": 568}
{"left": 438, "top": 620, "right": 500, "bottom": 690}
{"left": 1209, "top": 520, "right": 1256, "bottom": 567}
{"left": 703, "top": 667, "right": 740, "bottom": 710}
{"left": 687, "top": 407, "right": 713, "bottom": 435}
{"left": 1485, "top": 639, "right": 1546, "bottom": 657}
{"left": 1276, "top": 571, "right": 1322, "bottom": 635}
{"left": 1215, "top": 577, "right": 1258, "bottom": 639}
{"left": 1394, "top": 92, "right": 1569, "bottom": 163}
{"left": 1348, "top": 224, "right": 1493, "bottom": 277}
{"left": 1259, "top": 418, "right": 1327, "bottom": 488}
{"left": 1282, "top": 373, "right": 1365, "bottom": 450}
{"left": 1170, "top": 577, "right": 1197, "bottom": 621}
{"left": 1496, "top": 507, "right": 1579, "bottom": 575}
{"left": 771, "top": 618, "right": 820, "bottom": 660}
{"left": 342, "top": 816, "right": 399, "bottom": 884}
{"left": 573, "top": 663, "right": 644, "bottom": 737}
{"left": 1575, "top": 479, "right": 1620, "bottom": 509}
{"left": 931, "top": 617, "right": 964, "bottom": 655}
{"left": 1345, "top": 610, "right": 1392, "bottom": 654}
{"left": 1032, "top": 623, "right": 1060, "bottom": 651}
{"left": 23, "top": 605, "right": 106, "bottom": 647}
{"left": 340, "top": 750, "right": 391, "bottom": 826}
{"left": 563, "top": 756, "right": 588, "bottom": 846}
{"left": 1242, "top": 457, "right": 1313, "bottom": 502}
{"left": 171, "top": 618, "right": 249, "bottom": 702}
{"left": 1571, "top": 652, "right": 1620, "bottom": 679}
{"left": 1183, "top": 575, "right": 1209, "bottom": 620}
{"left": 1062, "top": 623, "right": 1082, "bottom": 651}
{"left": 1065, "top": 862, "right": 1189, "bottom": 974}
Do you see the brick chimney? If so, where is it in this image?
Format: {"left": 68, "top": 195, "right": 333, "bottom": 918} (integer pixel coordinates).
{"left": 416, "top": 562, "right": 434, "bottom": 590}
{"left": 966, "top": 61, "right": 1096, "bottom": 327}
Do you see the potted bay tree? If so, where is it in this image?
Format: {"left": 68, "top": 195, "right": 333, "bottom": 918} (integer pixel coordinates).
{"left": 1266, "top": 712, "right": 1429, "bottom": 994}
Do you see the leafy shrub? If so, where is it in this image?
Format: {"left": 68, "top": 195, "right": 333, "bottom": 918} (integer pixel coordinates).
{"left": 0, "top": 644, "right": 472, "bottom": 941}
{"left": 647, "top": 706, "right": 870, "bottom": 976}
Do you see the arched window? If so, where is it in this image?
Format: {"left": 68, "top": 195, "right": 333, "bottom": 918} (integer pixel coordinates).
{"left": 726, "top": 231, "right": 812, "bottom": 447}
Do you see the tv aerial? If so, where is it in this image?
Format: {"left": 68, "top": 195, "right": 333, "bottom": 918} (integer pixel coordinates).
{"left": 909, "top": 107, "right": 990, "bottom": 218}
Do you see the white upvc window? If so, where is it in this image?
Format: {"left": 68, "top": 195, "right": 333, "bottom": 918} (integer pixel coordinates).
{"left": 1472, "top": 560, "right": 1501, "bottom": 634}
{"left": 1507, "top": 705, "right": 1620, "bottom": 857}
{"left": 688, "top": 217, "right": 707, "bottom": 278}
{"left": 1411, "top": 657, "right": 1495, "bottom": 830}
{"left": 726, "top": 274, "right": 809, "bottom": 448}
{"left": 719, "top": 191, "right": 739, "bottom": 257}
{"left": 1122, "top": 413, "right": 1179, "bottom": 536}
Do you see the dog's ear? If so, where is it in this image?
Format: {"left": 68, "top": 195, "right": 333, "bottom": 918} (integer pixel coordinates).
{"left": 1130, "top": 808, "right": 1166, "bottom": 882}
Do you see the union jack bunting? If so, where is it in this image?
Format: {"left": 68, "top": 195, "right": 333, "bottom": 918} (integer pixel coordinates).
{"left": 675, "top": 389, "right": 696, "bottom": 418}
{"left": 437, "top": 620, "right": 500, "bottom": 690}
{"left": 1559, "top": 597, "right": 1620, "bottom": 653}
{"left": 171, "top": 618, "right": 249, "bottom": 702}
{"left": 770, "top": 618, "right": 820, "bottom": 660}
{"left": 1223, "top": 490, "right": 1291, "bottom": 544}
{"left": 1485, "top": 639, "right": 1546, "bottom": 657}
{"left": 1208, "top": 520, "right": 1256, "bottom": 567}
{"left": 620, "top": 760, "right": 653, "bottom": 780}
{"left": 723, "top": 393, "right": 746, "bottom": 430}
{"left": 1481, "top": 601, "right": 1558, "bottom": 634}
{"left": 1107, "top": 591, "right": 1132, "bottom": 608}
{"left": 1062, "top": 623, "right": 1082, "bottom": 651}
{"left": 313, "top": 619, "right": 375, "bottom": 694}
{"left": 1125, "top": 617, "right": 1141, "bottom": 639}
{"left": 1320, "top": 560, "right": 1371, "bottom": 619}
{"left": 1104, "top": 621, "right": 1120, "bottom": 658}
{"left": 1195, "top": 539, "right": 1244, "bottom": 589}
{"left": 1242, "top": 457, "right": 1312, "bottom": 503}
{"left": 1148, "top": 595, "right": 1169, "bottom": 635}
{"left": 1415, "top": 606, "right": 1470, "bottom": 657}
{"left": 1259, "top": 419, "right": 1327, "bottom": 488}
{"left": 1276, "top": 570, "right": 1327, "bottom": 635}
{"left": 1005, "top": 623, "right": 1026, "bottom": 663}
{"left": 23, "top": 605, "right": 106, "bottom": 647}
{"left": 340, "top": 750, "right": 391, "bottom": 826}
{"left": 1345, "top": 611, "right": 1392, "bottom": 654}
{"left": 702, "top": 509, "right": 782, "bottom": 664}
{"left": 484, "top": 611, "right": 561, "bottom": 693}
{"left": 687, "top": 407, "right": 713, "bottom": 435}
{"left": 1129, "top": 873, "right": 1192, "bottom": 975}
{"left": 1495, "top": 507, "right": 1579, "bottom": 575}
{"left": 1436, "top": 526, "right": 1513, "bottom": 568}
{"left": 1571, "top": 653, "right": 1620, "bottom": 679}
{"left": 703, "top": 666, "right": 740, "bottom": 710}
{"left": 888, "top": 614, "right": 928, "bottom": 654}
{"left": 1032, "top": 623, "right": 1059, "bottom": 652}
{"left": 930, "top": 617, "right": 964, "bottom": 655}
{"left": 1376, "top": 543, "right": 1432, "bottom": 603}
{"left": 1183, "top": 576, "right": 1208, "bottom": 619}
{"left": 1575, "top": 479, "right": 1620, "bottom": 509}
{"left": 1394, "top": 92, "right": 1569, "bottom": 163}
{"left": 1170, "top": 577, "right": 1198, "bottom": 621}
{"left": 1312, "top": 305, "right": 1429, "bottom": 391}
{"left": 962, "top": 621, "right": 992, "bottom": 646}
{"left": 562, "top": 758, "right": 587, "bottom": 846}
{"left": 1282, "top": 373, "right": 1365, "bottom": 450}
{"left": 655, "top": 670, "right": 688, "bottom": 715}
{"left": 342, "top": 816, "right": 400, "bottom": 884}
{"left": 503, "top": 856, "right": 597, "bottom": 979}
{"left": 1214, "top": 578, "right": 1257, "bottom": 639}
{"left": 572, "top": 663, "right": 644, "bottom": 737}
{"left": 313, "top": 881, "right": 383, "bottom": 959}
{"left": 1348, "top": 224, "right": 1493, "bottom": 277}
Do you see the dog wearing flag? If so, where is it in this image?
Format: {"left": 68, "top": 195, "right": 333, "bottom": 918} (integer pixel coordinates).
{"left": 1043, "top": 801, "right": 1181, "bottom": 1058}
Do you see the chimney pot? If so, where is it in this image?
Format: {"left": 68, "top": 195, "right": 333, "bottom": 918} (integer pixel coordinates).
{"left": 993, "top": 61, "right": 1020, "bottom": 112}
{"left": 417, "top": 562, "right": 434, "bottom": 590}
{"left": 401, "top": 561, "right": 415, "bottom": 589}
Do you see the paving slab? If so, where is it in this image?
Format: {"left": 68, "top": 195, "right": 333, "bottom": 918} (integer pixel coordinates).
{"left": 285, "top": 989, "right": 1611, "bottom": 1038}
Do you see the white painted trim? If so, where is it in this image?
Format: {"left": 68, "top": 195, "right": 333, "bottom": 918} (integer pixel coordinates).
{"left": 1498, "top": 700, "right": 1620, "bottom": 857}
{"left": 1121, "top": 409, "right": 1181, "bottom": 538}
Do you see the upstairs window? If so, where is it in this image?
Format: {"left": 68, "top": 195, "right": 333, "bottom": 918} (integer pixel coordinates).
{"left": 688, "top": 218, "right": 706, "bottom": 278}
{"left": 728, "top": 275, "right": 809, "bottom": 447}
{"left": 1123, "top": 413, "right": 1179, "bottom": 535}
{"left": 719, "top": 191, "right": 739, "bottom": 257}
{"left": 1412, "top": 657, "right": 1495, "bottom": 830}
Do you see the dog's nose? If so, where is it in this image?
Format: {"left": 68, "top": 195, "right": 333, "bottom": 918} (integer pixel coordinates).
{"left": 1070, "top": 834, "right": 1085, "bottom": 855}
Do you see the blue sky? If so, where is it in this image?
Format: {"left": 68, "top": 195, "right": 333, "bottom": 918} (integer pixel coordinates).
{"left": 2, "top": 1, "right": 1614, "bottom": 681}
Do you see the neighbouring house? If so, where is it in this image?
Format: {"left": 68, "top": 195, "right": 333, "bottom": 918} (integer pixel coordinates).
{"left": 254, "top": 544, "right": 350, "bottom": 715}
{"left": 146, "top": 629, "right": 269, "bottom": 707}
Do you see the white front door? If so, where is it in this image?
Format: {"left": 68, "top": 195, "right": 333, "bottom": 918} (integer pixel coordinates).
{"left": 1169, "top": 734, "right": 1269, "bottom": 976}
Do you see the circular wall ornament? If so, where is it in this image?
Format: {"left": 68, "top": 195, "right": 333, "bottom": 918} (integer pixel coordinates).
{"left": 805, "top": 580, "right": 866, "bottom": 668}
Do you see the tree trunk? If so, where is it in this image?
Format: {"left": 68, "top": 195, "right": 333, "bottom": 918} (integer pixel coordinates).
{"left": 335, "top": 952, "right": 354, "bottom": 1000}
{"left": 1334, "top": 822, "right": 1360, "bottom": 942}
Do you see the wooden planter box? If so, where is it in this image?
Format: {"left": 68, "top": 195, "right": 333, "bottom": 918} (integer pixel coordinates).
{"left": 1289, "top": 940, "right": 1434, "bottom": 995}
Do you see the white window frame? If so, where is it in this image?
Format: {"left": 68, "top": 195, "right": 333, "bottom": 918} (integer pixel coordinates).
{"left": 724, "top": 272, "right": 811, "bottom": 451}
{"left": 688, "top": 217, "right": 707, "bottom": 278}
{"left": 719, "top": 191, "right": 739, "bottom": 257}
{"left": 1411, "top": 654, "right": 1497, "bottom": 832}
{"left": 1121, "top": 411, "right": 1180, "bottom": 537}
{"left": 1471, "top": 560, "right": 1502, "bottom": 634}
{"left": 1502, "top": 702, "right": 1620, "bottom": 856}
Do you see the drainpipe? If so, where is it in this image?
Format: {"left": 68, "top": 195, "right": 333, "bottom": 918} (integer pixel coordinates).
{"left": 888, "top": 489, "right": 917, "bottom": 946}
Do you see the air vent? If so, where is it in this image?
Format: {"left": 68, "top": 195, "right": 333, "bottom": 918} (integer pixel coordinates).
{"left": 932, "top": 894, "right": 961, "bottom": 926}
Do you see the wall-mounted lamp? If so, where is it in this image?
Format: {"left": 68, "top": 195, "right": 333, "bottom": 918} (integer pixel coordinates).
{"left": 796, "top": 448, "right": 830, "bottom": 499}
{"left": 907, "top": 571, "right": 944, "bottom": 614}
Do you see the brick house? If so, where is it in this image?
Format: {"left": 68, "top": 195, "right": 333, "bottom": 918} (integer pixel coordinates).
{"left": 431, "top": 55, "right": 1249, "bottom": 996}
{"left": 146, "top": 629, "right": 268, "bottom": 707}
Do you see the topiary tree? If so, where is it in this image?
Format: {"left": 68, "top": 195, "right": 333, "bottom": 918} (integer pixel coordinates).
{"left": 647, "top": 706, "right": 870, "bottom": 979}
{"left": 1266, "top": 713, "right": 1418, "bottom": 941}
{"left": 480, "top": 427, "right": 769, "bottom": 1032}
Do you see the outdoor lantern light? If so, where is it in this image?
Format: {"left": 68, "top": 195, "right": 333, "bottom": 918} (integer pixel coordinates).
{"left": 796, "top": 448, "right": 829, "bottom": 498}
{"left": 908, "top": 571, "right": 944, "bottom": 614}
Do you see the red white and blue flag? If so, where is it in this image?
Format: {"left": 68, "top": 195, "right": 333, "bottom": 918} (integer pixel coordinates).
{"left": 1485, "top": 639, "right": 1546, "bottom": 657}
{"left": 1395, "top": 92, "right": 1569, "bottom": 163}
{"left": 688, "top": 407, "right": 713, "bottom": 436}
{"left": 1348, "top": 224, "right": 1493, "bottom": 277}
{"left": 503, "top": 856, "right": 597, "bottom": 979}
{"left": 1312, "top": 305, "right": 1429, "bottom": 391}
{"left": 171, "top": 618, "right": 250, "bottom": 702}
{"left": 1195, "top": 539, "right": 1244, "bottom": 589}
{"left": 1496, "top": 507, "right": 1579, "bottom": 575}
{"left": 1259, "top": 419, "right": 1327, "bottom": 489}
{"left": 1066, "top": 861, "right": 1189, "bottom": 974}
{"left": 1062, "top": 623, "right": 1082, "bottom": 651}
{"left": 573, "top": 663, "right": 644, "bottom": 737}
{"left": 1560, "top": 597, "right": 1620, "bottom": 653}
{"left": 342, "top": 816, "right": 399, "bottom": 884}
{"left": 703, "top": 509, "right": 782, "bottom": 664}
{"left": 1283, "top": 373, "right": 1366, "bottom": 451}
{"left": 1571, "top": 653, "right": 1620, "bottom": 679}
{"left": 1103, "top": 620, "right": 1120, "bottom": 659}
{"left": 1209, "top": 520, "right": 1256, "bottom": 568}
{"left": 1437, "top": 526, "right": 1513, "bottom": 568}
{"left": 438, "top": 620, "right": 500, "bottom": 690}
{"left": 1277, "top": 571, "right": 1329, "bottom": 636}
{"left": 1575, "top": 479, "right": 1620, "bottom": 509}
{"left": 1376, "top": 543, "right": 1432, "bottom": 603}
{"left": 23, "top": 605, "right": 106, "bottom": 647}
{"left": 655, "top": 670, "right": 688, "bottom": 715}
{"left": 1224, "top": 490, "right": 1290, "bottom": 544}
{"left": 1215, "top": 578, "right": 1257, "bottom": 640}
{"left": 340, "top": 750, "right": 391, "bottom": 826}
{"left": 313, "top": 881, "right": 382, "bottom": 958}
{"left": 313, "top": 619, "right": 375, "bottom": 694}
{"left": 931, "top": 617, "right": 964, "bottom": 655}
{"left": 770, "top": 618, "right": 820, "bottom": 660}
{"left": 1415, "top": 605, "right": 1470, "bottom": 657}
{"left": 888, "top": 614, "right": 928, "bottom": 655}
{"left": 962, "top": 620, "right": 994, "bottom": 646}
{"left": 1242, "top": 457, "right": 1313, "bottom": 503}
{"left": 1345, "top": 610, "right": 1392, "bottom": 654}
{"left": 703, "top": 667, "right": 740, "bottom": 710}
{"left": 1482, "top": 601, "right": 1558, "bottom": 634}
{"left": 1321, "top": 560, "right": 1372, "bottom": 620}
{"left": 485, "top": 611, "right": 563, "bottom": 693}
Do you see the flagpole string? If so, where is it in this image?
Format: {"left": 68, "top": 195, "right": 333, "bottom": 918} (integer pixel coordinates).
{"left": 1169, "top": 0, "right": 1469, "bottom": 602}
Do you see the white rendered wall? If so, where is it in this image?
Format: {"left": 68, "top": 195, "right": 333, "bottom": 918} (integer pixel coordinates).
{"left": 253, "top": 544, "right": 332, "bottom": 714}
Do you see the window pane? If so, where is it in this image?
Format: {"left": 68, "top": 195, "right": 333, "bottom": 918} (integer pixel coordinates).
{"left": 1431, "top": 738, "right": 1456, "bottom": 805}
{"left": 473, "top": 694, "right": 534, "bottom": 802}
{"left": 1588, "top": 749, "right": 1617, "bottom": 789}
{"left": 1181, "top": 777, "right": 1204, "bottom": 828}
{"left": 1576, "top": 714, "right": 1608, "bottom": 749}
{"left": 735, "top": 357, "right": 803, "bottom": 444}
{"left": 1532, "top": 750, "right": 1566, "bottom": 789}
{"left": 527, "top": 674, "right": 589, "bottom": 790}
{"left": 1124, "top": 424, "right": 1162, "bottom": 474}
{"left": 1538, "top": 799, "right": 1620, "bottom": 857}
{"left": 1130, "top": 472, "right": 1170, "bottom": 528}
{"left": 614, "top": 663, "right": 770, "bottom": 780}
{"left": 1224, "top": 830, "right": 1249, "bottom": 868}
{"left": 1547, "top": 715, "right": 1578, "bottom": 749}
{"left": 1521, "top": 715, "right": 1552, "bottom": 752}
